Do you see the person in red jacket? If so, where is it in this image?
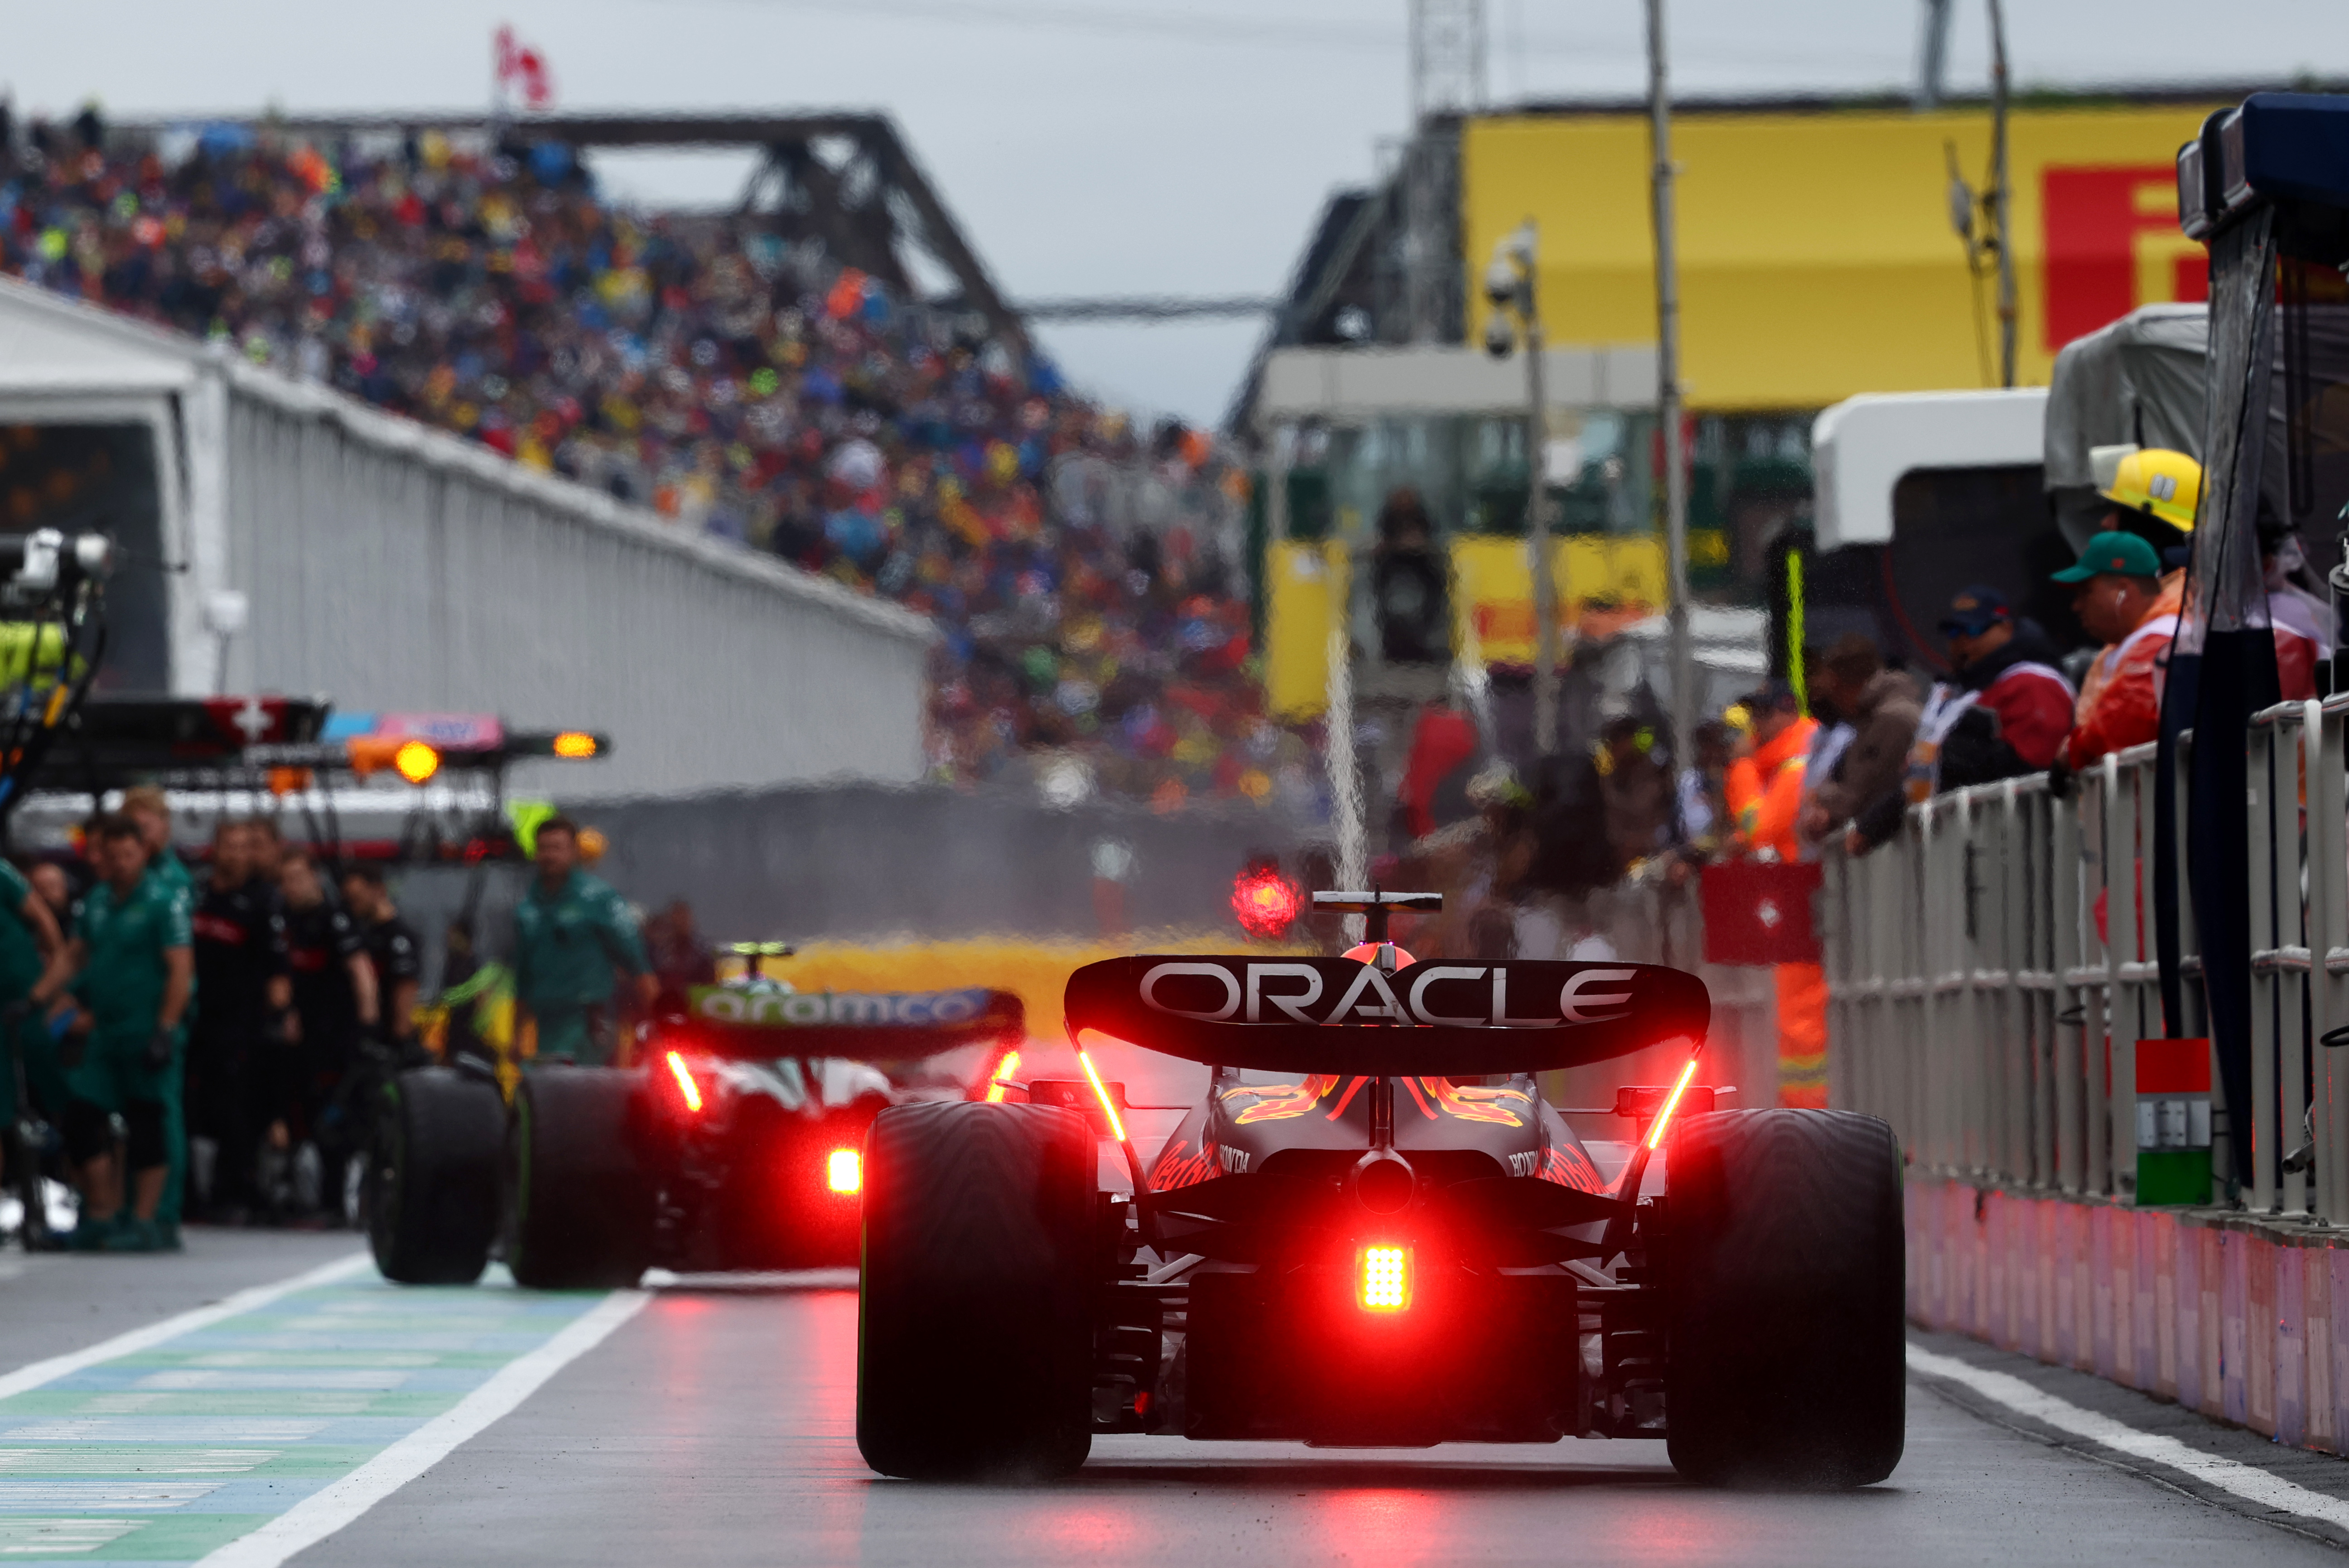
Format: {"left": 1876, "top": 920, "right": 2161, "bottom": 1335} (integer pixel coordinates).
{"left": 2057, "top": 531, "right": 2178, "bottom": 768}
{"left": 1939, "top": 586, "right": 2075, "bottom": 768}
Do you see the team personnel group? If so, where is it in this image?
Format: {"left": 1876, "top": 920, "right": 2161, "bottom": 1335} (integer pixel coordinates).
{"left": 0, "top": 791, "right": 652, "bottom": 1254}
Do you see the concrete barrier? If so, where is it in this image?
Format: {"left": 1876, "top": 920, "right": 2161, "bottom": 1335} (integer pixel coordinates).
{"left": 1906, "top": 1174, "right": 2349, "bottom": 1452}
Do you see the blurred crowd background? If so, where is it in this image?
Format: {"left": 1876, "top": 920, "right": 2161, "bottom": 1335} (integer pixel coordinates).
{"left": 0, "top": 108, "right": 1280, "bottom": 811}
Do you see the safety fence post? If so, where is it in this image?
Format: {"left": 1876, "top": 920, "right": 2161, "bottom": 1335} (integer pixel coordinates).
{"left": 2085, "top": 754, "right": 2122, "bottom": 1195}
{"left": 1956, "top": 792, "right": 1986, "bottom": 1176}
{"left": 2052, "top": 769, "right": 2088, "bottom": 1195}
{"left": 1903, "top": 811, "right": 1930, "bottom": 1165}
{"left": 1930, "top": 796, "right": 1965, "bottom": 1172}
{"left": 2108, "top": 748, "right": 2150, "bottom": 1198}
{"left": 1987, "top": 784, "right": 2016, "bottom": 1179}
{"left": 2247, "top": 717, "right": 2280, "bottom": 1214}
{"left": 2313, "top": 698, "right": 2349, "bottom": 1225}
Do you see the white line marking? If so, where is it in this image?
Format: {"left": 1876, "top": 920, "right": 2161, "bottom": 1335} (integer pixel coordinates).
{"left": 192, "top": 1288, "right": 650, "bottom": 1568}
{"left": 1909, "top": 1343, "right": 2349, "bottom": 1531}
{"left": 0, "top": 1254, "right": 373, "bottom": 1402}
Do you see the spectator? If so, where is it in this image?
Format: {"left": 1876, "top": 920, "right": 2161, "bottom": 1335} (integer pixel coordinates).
{"left": 513, "top": 816, "right": 652, "bottom": 1066}
{"left": 187, "top": 819, "right": 288, "bottom": 1222}
{"left": 274, "top": 850, "right": 378, "bottom": 1221}
{"left": 644, "top": 898, "right": 717, "bottom": 995}
{"left": 51, "top": 815, "right": 193, "bottom": 1252}
{"left": 118, "top": 785, "right": 196, "bottom": 1235}
{"left": 1674, "top": 719, "right": 1735, "bottom": 854}
{"left": 1372, "top": 487, "right": 1448, "bottom": 665}
{"left": 2057, "top": 531, "right": 2178, "bottom": 768}
{"left": 1596, "top": 716, "right": 1673, "bottom": 873}
{"left": 1397, "top": 692, "right": 1481, "bottom": 844}
{"left": 342, "top": 865, "right": 424, "bottom": 1055}
{"left": 1727, "top": 682, "right": 1815, "bottom": 854}
{"left": 1905, "top": 587, "right": 2075, "bottom": 801}
{"left": 0, "top": 856, "right": 67, "bottom": 1204}
{"left": 2260, "top": 504, "right": 2330, "bottom": 699}
{"left": 1799, "top": 635, "right": 1921, "bottom": 848}
{"left": 0, "top": 130, "right": 1259, "bottom": 807}
{"left": 1729, "top": 688, "right": 1828, "bottom": 1109}
{"left": 20, "top": 860, "right": 81, "bottom": 1124}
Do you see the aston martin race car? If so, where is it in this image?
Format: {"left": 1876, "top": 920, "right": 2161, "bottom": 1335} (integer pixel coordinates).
{"left": 855, "top": 893, "right": 1905, "bottom": 1488}
{"left": 367, "top": 978, "right": 1024, "bottom": 1287}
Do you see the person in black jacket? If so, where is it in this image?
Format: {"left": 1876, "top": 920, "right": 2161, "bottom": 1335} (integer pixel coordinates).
{"left": 186, "top": 820, "right": 287, "bottom": 1221}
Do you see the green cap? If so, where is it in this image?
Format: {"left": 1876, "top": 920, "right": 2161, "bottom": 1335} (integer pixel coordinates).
{"left": 2051, "top": 530, "right": 2162, "bottom": 583}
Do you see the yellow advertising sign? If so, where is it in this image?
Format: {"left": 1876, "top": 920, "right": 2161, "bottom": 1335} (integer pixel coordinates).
{"left": 1265, "top": 535, "right": 1667, "bottom": 716}
{"left": 1461, "top": 102, "right": 2221, "bottom": 410}
{"left": 1265, "top": 539, "right": 1349, "bottom": 719}
{"left": 1452, "top": 536, "right": 1666, "bottom": 663}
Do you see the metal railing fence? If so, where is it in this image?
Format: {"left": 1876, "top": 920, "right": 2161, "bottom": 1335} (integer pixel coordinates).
{"left": 1829, "top": 693, "right": 2349, "bottom": 1219}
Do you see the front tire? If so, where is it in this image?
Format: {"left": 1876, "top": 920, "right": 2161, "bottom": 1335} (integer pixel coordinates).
{"left": 369, "top": 1066, "right": 503, "bottom": 1285}
{"left": 506, "top": 1067, "right": 651, "bottom": 1289}
{"left": 1662, "top": 1108, "right": 1905, "bottom": 1489}
{"left": 857, "top": 1101, "right": 1097, "bottom": 1480}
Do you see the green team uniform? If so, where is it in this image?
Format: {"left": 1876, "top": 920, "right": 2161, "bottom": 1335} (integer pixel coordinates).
{"left": 513, "top": 869, "right": 647, "bottom": 1066}
{"left": 0, "top": 860, "right": 42, "bottom": 1124}
{"left": 68, "top": 868, "right": 193, "bottom": 1117}
{"left": 145, "top": 850, "right": 195, "bottom": 1232}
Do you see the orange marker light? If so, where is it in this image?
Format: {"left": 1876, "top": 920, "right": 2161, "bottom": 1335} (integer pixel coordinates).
{"left": 1076, "top": 1048, "right": 1128, "bottom": 1143}
{"left": 984, "top": 1048, "right": 1021, "bottom": 1103}
{"left": 1360, "top": 1245, "right": 1412, "bottom": 1311}
{"left": 665, "top": 1050, "right": 704, "bottom": 1114}
{"left": 553, "top": 730, "right": 598, "bottom": 759}
{"left": 393, "top": 740, "right": 441, "bottom": 785}
{"left": 1646, "top": 1057, "right": 1701, "bottom": 1151}
{"left": 827, "top": 1148, "right": 862, "bottom": 1194}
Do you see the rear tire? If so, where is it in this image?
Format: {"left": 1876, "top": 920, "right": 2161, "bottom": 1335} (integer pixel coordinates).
{"left": 369, "top": 1067, "right": 502, "bottom": 1285}
{"left": 506, "top": 1067, "right": 651, "bottom": 1289}
{"left": 1663, "top": 1108, "right": 1905, "bottom": 1489}
{"left": 857, "top": 1101, "right": 1096, "bottom": 1480}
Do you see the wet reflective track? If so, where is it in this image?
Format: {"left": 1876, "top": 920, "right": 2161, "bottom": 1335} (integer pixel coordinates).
{"left": 6, "top": 1058, "right": 2349, "bottom": 1565}
{"left": 5, "top": 1238, "right": 2349, "bottom": 1565}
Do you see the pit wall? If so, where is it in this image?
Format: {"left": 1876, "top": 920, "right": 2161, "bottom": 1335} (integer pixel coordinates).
{"left": 1907, "top": 1176, "right": 2349, "bottom": 1452}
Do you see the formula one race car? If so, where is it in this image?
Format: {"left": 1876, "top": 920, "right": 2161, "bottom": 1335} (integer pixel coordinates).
{"left": 367, "top": 979, "right": 1024, "bottom": 1287}
{"left": 855, "top": 894, "right": 1905, "bottom": 1488}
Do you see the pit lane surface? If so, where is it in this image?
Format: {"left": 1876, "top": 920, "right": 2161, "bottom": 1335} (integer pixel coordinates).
{"left": 6, "top": 1229, "right": 2349, "bottom": 1566}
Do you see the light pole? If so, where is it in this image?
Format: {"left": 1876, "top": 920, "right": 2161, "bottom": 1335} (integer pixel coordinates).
{"left": 1483, "top": 221, "right": 1562, "bottom": 757}
{"left": 1646, "top": 0, "right": 1695, "bottom": 771}
{"left": 1987, "top": 0, "right": 2016, "bottom": 388}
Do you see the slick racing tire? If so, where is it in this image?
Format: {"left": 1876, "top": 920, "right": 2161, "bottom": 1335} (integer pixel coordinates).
{"left": 369, "top": 1066, "right": 504, "bottom": 1285}
{"left": 858, "top": 1101, "right": 1096, "bottom": 1480}
{"left": 506, "top": 1067, "right": 652, "bottom": 1289}
{"left": 1662, "top": 1109, "right": 1905, "bottom": 1489}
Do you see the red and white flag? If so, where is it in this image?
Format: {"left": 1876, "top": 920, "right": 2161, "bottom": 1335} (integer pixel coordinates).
{"left": 493, "top": 26, "right": 555, "bottom": 111}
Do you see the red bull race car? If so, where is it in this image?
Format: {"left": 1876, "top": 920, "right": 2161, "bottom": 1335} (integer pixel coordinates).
{"left": 367, "top": 976, "right": 1023, "bottom": 1287}
{"left": 856, "top": 893, "right": 1905, "bottom": 1488}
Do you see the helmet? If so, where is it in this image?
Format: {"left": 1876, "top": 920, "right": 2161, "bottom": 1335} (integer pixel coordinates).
{"left": 2094, "top": 446, "right": 2202, "bottom": 531}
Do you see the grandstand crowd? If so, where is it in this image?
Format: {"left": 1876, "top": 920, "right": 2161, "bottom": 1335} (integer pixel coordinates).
{"left": 0, "top": 108, "right": 1278, "bottom": 811}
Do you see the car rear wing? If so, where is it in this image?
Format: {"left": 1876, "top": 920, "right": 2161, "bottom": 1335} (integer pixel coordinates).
{"left": 1064, "top": 956, "right": 1707, "bottom": 1075}
{"left": 659, "top": 984, "right": 1025, "bottom": 1063}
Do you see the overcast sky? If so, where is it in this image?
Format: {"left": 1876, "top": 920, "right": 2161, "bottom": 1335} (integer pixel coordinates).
{"left": 8, "top": 0, "right": 2349, "bottom": 424}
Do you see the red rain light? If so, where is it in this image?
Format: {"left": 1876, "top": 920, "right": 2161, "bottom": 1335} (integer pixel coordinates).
{"left": 1076, "top": 1048, "right": 1129, "bottom": 1145}
{"left": 1646, "top": 1056, "right": 1701, "bottom": 1150}
{"left": 665, "top": 1050, "right": 704, "bottom": 1114}
{"left": 827, "top": 1148, "right": 862, "bottom": 1194}
{"left": 1360, "top": 1245, "right": 1412, "bottom": 1311}
{"left": 1231, "top": 867, "right": 1304, "bottom": 940}
{"left": 984, "top": 1047, "right": 1021, "bottom": 1104}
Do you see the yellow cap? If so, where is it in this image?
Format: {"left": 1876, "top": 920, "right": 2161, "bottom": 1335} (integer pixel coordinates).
{"left": 2097, "top": 447, "right": 2201, "bottom": 531}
